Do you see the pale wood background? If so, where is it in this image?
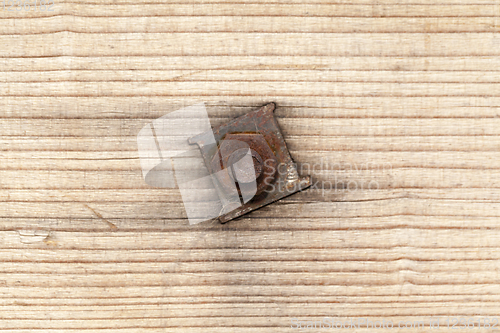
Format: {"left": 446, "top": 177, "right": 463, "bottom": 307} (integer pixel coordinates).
{"left": 1, "top": 0, "right": 500, "bottom": 332}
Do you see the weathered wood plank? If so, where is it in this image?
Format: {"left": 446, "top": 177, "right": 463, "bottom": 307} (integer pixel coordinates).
{"left": 0, "top": 4, "right": 498, "bottom": 19}
{"left": 1, "top": 136, "right": 500, "bottom": 152}
{"left": 2, "top": 118, "right": 500, "bottom": 136}
{"left": 1, "top": 33, "right": 500, "bottom": 57}
{"left": 1, "top": 0, "right": 499, "bottom": 331}
{"left": 2, "top": 17, "right": 500, "bottom": 34}
{"left": 1, "top": 56, "right": 500, "bottom": 72}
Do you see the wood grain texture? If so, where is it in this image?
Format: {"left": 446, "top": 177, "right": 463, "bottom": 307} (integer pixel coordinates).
{"left": 1, "top": 0, "right": 500, "bottom": 331}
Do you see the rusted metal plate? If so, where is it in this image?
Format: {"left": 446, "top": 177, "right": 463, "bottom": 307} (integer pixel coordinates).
{"left": 189, "top": 103, "right": 311, "bottom": 223}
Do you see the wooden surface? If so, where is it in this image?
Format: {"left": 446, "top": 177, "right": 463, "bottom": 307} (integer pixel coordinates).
{"left": 1, "top": 0, "right": 500, "bottom": 331}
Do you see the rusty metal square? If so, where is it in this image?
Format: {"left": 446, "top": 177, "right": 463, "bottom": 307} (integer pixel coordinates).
{"left": 189, "top": 103, "right": 311, "bottom": 223}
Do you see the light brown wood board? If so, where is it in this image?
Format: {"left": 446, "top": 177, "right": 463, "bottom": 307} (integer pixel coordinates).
{"left": 1, "top": 0, "right": 500, "bottom": 331}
